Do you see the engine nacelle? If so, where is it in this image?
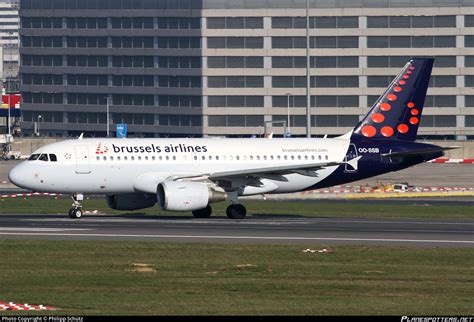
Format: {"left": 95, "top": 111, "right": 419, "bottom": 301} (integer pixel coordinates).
{"left": 157, "top": 181, "right": 226, "bottom": 211}
{"left": 106, "top": 193, "right": 157, "bottom": 211}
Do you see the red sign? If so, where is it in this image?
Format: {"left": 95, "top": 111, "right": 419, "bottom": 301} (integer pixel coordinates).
{"left": 1, "top": 94, "right": 20, "bottom": 109}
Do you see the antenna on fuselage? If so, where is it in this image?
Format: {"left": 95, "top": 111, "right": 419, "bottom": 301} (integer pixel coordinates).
{"left": 78, "top": 133, "right": 84, "bottom": 140}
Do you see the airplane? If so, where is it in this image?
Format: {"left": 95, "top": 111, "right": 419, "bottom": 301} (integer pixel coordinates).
{"left": 9, "top": 57, "right": 456, "bottom": 219}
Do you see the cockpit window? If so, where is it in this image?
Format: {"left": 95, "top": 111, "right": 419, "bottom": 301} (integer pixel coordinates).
{"left": 49, "top": 154, "right": 57, "bottom": 162}
{"left": 28, "top": 154, "right": 40, "bottom": 161}
{"left": 38, "top": 154, "right": 49, "bottom": 162}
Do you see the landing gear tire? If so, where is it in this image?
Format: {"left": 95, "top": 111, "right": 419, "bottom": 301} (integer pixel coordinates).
{"left": 192, "top": 205, "right": 212, "bottom": 218}
{"left": 69, "top": 193, "right": 84, "bottom": 219}
{"left": 226, "top": 204, "right": 247, "bottom": 220}
{"left": 68, "top": 208, "right": 83, "bottom": 219}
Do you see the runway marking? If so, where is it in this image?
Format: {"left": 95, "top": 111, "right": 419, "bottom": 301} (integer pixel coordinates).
{"left": 21, "top": 218, "right": 474, "bottom": 226}
{"left": 0, "top": 227, "right": 93, "bottom": 232}
{"left": 0, "top": 232, "right": 472, "bottom": 245}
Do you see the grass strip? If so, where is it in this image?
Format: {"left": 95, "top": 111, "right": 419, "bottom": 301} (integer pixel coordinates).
{"left": 0, "top": 240, "right": 472, "bottom": 315}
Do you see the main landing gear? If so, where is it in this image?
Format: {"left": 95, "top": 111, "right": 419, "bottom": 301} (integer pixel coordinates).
{"left": 191, "top": 203, "right": 247, "bottom": 219}
{"left": 226, "top": 204, "right": 247, "bottom": 220}
{"left": 68, "top": 193, "right": 84, "bottom": 219}
{"left": 192, "top": 205, "right": 213, "bottom": 218}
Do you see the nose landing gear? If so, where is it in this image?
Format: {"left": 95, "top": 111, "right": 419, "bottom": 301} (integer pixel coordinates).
{"left": 68, "top": 193, "right": 84, "bottom": 219}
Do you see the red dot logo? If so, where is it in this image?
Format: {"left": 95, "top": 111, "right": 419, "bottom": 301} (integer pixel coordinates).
{"left": 96, "top": 143, "right": 109, "bottom": 154}
{"left": 380, "top": 102, "right": 391, "bottom": 111}
{"left": 409, "top": 66, "right": 415, "bottom": 70}
{"left": 361, "top": 125, "right": 376, "bottom": 138}
{"left": 381, "top": 126, "right": 394, "bottom": 137}
{"left": 394, "top": 86, "right": 402, "bottom": 92}
{"left": 409, "top": 117, "right": 419, "bottom": 125}
{"left": 371, "top": 113, "right": 385, "bottom": 123}
{"left": 407, "top": 102, "right": 415, "bottom": 108}
{"left": 411, "top": 109, "right": 419, "bottom": 116}
{"left": 399, "top": 80, "right": 406, "bottom": 85}
{"left": 403, "top": 75, "right": 410, "bottom": 79}
{"left": 406, "top": 70, "right": 412, "bottom": 74}
{"left": 387, "top": 94, "right": 397, "bottom": 101}
{"left": 397, "top": 124, "right": 409, "bottom": 134}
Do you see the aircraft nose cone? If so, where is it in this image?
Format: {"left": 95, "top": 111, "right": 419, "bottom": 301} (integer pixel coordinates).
{"left": 8, "top": 165, "right": 25, "bottom": 188}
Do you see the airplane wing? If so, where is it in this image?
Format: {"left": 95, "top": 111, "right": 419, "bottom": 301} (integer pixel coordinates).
{"left": 208, "top": 156, "right": 361, "bottom": 181}
{"left": 133, "top": 157, "right": 362, "bottom": 193}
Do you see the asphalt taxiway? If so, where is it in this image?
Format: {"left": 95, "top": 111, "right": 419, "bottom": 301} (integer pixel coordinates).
{"left": 0, "top": 213, "right": 472, "bottom": 247}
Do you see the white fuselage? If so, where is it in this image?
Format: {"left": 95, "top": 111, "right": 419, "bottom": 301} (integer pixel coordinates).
{"left": 9, "top": 137, "right": 350, "bottom": 195}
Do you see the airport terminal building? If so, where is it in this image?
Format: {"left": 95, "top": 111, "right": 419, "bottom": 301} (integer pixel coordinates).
{"left": 18, "top": 0, "right": 474, "bottom": 139}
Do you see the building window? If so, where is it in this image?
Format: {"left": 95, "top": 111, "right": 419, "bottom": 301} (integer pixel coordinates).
{"left": 425, "top": 96, "right": 456, "bottom": 108}
{"left": 157, "top": 95, "right": 202, "bottom": 108}
{"left": 207, "top": 17, "right": 263, "bottom": 29}
{"left": 208, "top": 76, "right": 264, "bottom": 88}
{"left": 466, "top": 96, "right": 474, "bottom": 107}
{"left": 367, "top": 76, "right": 395, "bottom": 88}
{"left": 466, "top": 116, "right": 474, "bottom": 127}
{"left": 208, "top": 96, "right": 264, "bottom": 108}
{"left": 208, "top": 37, "right": 264, "bottom": 49}
{"left": 67, "top": 37, "right": 107, "bottom": 48}
{"left": 157, "top": 76, "right": 201, "bottom": 88}
{"left": 270, "top": 16, "right": 358, "bottom": 29}
{"left": 420, "top": 116, "right": 456, "bottom": 127}
{"left": 208, "top": 57, "right": 263, "bottom": 68}
{"left": 466, "top": 36, "right": 474, "bottom": 47}
{"left": 158, "top": 115, "right": 202, "bottom": 127}
{"left": 368, "top": 36, "right": 455, "bottom": 48}
{"left": 429, "top": 76, "right": 456, "bottom": 87}
{"left": 312, "top": 96, "right": 359, "bottom": 108}
{"left": 465, "top": 15, "right": 474, "bottom": 27}
{"left": 465, "top": 56, "right": 474, "bottom": 67}
{"left": 208, "top": 115, "right": 264, "bottom": 127}
{"left": 312, "top": 115, "right": 359, "bottom": 127}
{"left": 368, "top": 16, "right": 455, "bottom": 28}
{"left": 67, "top": 55, "right": 108, "bottom": 67}
{"left": 67, "top": 74, "right": 108, "bottom": 86}
{"left": 157, "top": 56, "right": 201, "bottom": 69}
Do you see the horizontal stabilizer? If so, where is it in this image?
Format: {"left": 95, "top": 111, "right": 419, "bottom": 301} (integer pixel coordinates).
{"left": 381, "top": 146, "right": 460, "bottom": 158}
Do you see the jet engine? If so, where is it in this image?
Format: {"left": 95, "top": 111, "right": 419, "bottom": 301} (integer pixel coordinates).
{"left": 106, "top": 193, "right": 157, "bottom": 211}
{"left": 157, "top": 181, "right": 226, "bottom": 211}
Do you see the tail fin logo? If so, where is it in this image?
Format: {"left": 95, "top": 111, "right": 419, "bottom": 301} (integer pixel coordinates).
{"left": 360, "top": 66, "right": 418, "bottom": 138}
{"left": 353, "top": 58, "right": 434, "bottom": 142}
{"left": 95, "top": 142, "right": 109, "bottom": 155}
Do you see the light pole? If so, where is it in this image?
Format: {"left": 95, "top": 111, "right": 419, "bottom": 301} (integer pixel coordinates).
{"left": 6, "top": 31, "right": 13, "bottom": 136}
{"left": 306, "top": 0, "right": 311, "bottom": 138}
{"left": 7, "top": 88, "right": 11, "bottom": 136}
{"left": 286, "top": 93, "right": 291, "bottom": 137}
{"left": 37, "top": 114, "right": 42, "bottom": 136}
{"left": 105, "top": 96, "right": 110, "bottom": 138}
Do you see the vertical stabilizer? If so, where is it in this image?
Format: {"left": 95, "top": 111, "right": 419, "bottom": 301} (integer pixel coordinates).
{"left": 352, "top": 57, "right": 434, "bottom": 142}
